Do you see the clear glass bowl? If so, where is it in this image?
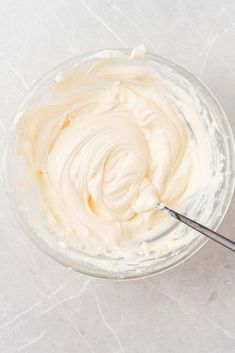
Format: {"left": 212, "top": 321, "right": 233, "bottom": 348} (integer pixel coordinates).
{"left": 4, "top": 49, "right": 235, "bottom": 279}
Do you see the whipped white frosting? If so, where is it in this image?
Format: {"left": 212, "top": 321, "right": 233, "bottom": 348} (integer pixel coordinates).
{"left": 17, "top": 47, "right": 221, "bottom": 258}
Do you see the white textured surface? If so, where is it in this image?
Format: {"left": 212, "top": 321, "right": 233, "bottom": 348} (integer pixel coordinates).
{"left": 0, "top": 1, "right": 235, "bottom": 352}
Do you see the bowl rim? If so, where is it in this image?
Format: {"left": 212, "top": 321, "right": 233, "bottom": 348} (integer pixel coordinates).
{"left": 4, "top": 47, "right": 235, "bottom": 280}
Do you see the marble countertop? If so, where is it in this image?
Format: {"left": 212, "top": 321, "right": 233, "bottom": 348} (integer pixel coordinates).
{"left": 0, "top": 1, "right": 235, "bottom": 352}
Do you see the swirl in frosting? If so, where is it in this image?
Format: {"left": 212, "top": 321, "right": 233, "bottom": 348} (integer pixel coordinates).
{"left": 17, "top": 48, "right": 215, "bottom": 256}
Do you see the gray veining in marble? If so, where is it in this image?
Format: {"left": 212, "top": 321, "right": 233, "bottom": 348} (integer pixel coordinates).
{"left": 0, "top": 1, "right": 235, "bottom": 352}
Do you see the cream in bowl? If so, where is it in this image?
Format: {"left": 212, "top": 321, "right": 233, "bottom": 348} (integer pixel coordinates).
{"left": 8, "top": 47, "right": 234, "bottom": 278}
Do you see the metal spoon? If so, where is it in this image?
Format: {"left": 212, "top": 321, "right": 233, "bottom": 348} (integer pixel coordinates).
{"left": 156, "top": 203, "right": 235, "bottom": 252}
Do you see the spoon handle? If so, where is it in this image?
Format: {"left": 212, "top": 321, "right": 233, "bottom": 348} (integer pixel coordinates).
{"left": 159, "top": 206, "right": 235, "bottom": 252}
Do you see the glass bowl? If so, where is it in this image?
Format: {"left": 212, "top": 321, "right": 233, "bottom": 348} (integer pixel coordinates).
{"left": 4, "top": 49, "right": 235, "bottom": 279}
